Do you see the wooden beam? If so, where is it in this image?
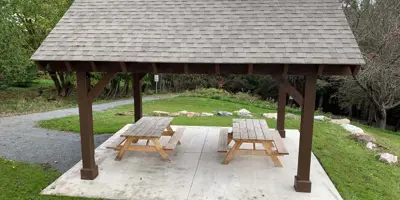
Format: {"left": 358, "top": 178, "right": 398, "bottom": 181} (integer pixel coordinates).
{"left": 76, "top": 72, "right": 98, "bottom": 180}
{"left": 283, "top": 64, "right": 289, "bottom": 76}
{"left": 44, "top": 61, "right": 359, "bottom": 76}
{"left": 184, "top": 64, "right": 189, "bottom": 74}
{"left": 274, "top": 76, "right": 304, "bottom": 106}
{"left": 65, "top": 61, "right": 72, "bottom": 72}
{"left": 89, "top": 61, "right": 98, "bottom": 72}
{"left": 152, "top": 63, "right": 158, "bottom": 74}
{"left": 317, "top": 65, "right": 324, "bottom": 76}
{"left": 294, "top": 74, "right": 317, "bottom": 193}
{"left": 35, "top": 61, "right": 45, "bottom": 71}
{"left": 133, "top": 73, "right": 145, "bottom": 122}
{"left": 119, "top": 62, "right": 127, "bottom": 72}
{"left": 277, "top": 80, "right": 287, "bottom": 138}
{"left": 215, "top": 64, "right": 220, "bottom": 74}
{"left": 248, "top": 64, "right": 253, "bottom": 74}
{"left": 87, "top": 72, "right": 118, "bottom": 100}
{"left": 350, "top": 65, "right": 358, "bottom": 76}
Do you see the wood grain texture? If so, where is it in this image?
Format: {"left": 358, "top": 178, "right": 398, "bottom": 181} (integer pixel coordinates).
{"left": 217, "top": 128, "right": 229, "bottom": 152}
{"left": 165, "top": 128, "right": 185, "bottom": 150}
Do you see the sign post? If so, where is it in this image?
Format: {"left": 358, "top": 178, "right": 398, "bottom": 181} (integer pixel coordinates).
{"left": 154, "top": 74, "right": 159, "bottom": 94}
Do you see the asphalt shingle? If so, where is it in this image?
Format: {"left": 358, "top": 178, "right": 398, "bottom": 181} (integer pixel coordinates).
{"left": 31, "top": 0, "right": 365, "bottom": 65}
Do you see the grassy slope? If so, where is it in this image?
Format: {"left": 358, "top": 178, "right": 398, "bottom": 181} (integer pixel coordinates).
{"left": 9, "top": 97, "right": 400, "bottom": 199}
{"left": 0, "top": 79, "right": 135, "bottom": 117}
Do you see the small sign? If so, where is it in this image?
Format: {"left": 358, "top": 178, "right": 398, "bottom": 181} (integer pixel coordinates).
{"left": 154, "top": 74, "right": 159, "bottom": 82}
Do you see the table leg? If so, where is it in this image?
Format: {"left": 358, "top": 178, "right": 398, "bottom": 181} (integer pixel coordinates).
{"left": 222, "top": 141, "right": 243, "bottom": 165}
{"left": 262, "top": 141, "right": 282, "bottom": 167}
{"left": 151, "top": 138, "right": 171, "bottom": 161}
{"left": 115, "top": 137, "right": 134, "bottom": 161}
{"left": 228, "top": 132, "right": 233, "bottom": 145}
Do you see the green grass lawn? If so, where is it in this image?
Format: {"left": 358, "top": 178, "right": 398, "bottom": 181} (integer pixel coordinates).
{"left": 0, "top": 158, "right": 99, "bottom": 200}
{"left": 5, "top": 96, "right": 400, "bottom": 199}
{"left": 38, "top": 97, "right": 281, "bottom": 133}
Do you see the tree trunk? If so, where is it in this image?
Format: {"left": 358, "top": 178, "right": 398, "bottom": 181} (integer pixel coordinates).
{"left": 318, "top": 92, "right": 324, "bottom": 110}
{"left": 378, "top": 109, "right": 387, "bottom": 129}
{"left": 48, "top": 71, "right": 62, "bottom": 95}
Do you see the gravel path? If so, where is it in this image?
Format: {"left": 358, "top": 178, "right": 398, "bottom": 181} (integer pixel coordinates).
{"left": 0, "top": 96, "right": 171, "bottom": 172}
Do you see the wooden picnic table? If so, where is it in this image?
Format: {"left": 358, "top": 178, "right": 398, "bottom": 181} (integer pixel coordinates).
{"left": 108, "top": 117, "right": 184, "bottom": 161}
{"left": 219, "top": 119, "right": 288, "bottom": 167}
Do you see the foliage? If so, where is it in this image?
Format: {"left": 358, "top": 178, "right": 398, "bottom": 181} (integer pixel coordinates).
{"left": 0, "top": 0, "right": 72, "bottom": 89}
{"left": 339, "top": 0, "right": 400, "bottom": 129}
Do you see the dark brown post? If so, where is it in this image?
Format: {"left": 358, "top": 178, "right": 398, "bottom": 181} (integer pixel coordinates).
{"left": 76, "top": 72, "right": 98, "bottom": 180}
{"left": 294, "top": 75, "right": 317, "bottom": 192}
{"left": 277, "top": 82, "right": 286, "bottom": 138}
{"left": 133, "top": 73, "right": 143, "bottom": 122}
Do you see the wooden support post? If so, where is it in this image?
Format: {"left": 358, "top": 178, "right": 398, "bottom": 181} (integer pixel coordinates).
{"left": 294, "top": 74, "right": 317, "bottom": 193}
{"left": 133, "top": 73, "right": 145, "bottom": 122}
{"left": 277, "top": 81, "right": 287, "bottom": 138}
{"left": 76, "top": 72, "right": 98, "bottom": 180}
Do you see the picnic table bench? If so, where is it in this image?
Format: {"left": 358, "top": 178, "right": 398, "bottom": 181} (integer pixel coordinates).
{"left": 219, "top": 119, "right": 289, "bottom": 167}
{"left": 108, "top": 117, "right": 184, "bottom": 161}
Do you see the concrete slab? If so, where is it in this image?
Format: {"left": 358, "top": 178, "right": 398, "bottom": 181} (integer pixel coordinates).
{"left": 41, "top": 126, "right": 343, "bottom": 200}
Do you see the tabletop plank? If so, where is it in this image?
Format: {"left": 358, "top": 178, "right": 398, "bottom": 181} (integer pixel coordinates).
{"left": 260, "top": 120, "right": 273, "bottom": 140}
{"left": 239, "top": 119, "right": 248, "bottom": 140}
{"left": 246, "top": 119, "right": 257, "bottom": 140}
{"left": 232, "top": 119, "right": 240, "bottom": 139}
{"left": 121, "top": 117, "right": 172, "bottom": 137}
{"left": 253, "top": 119, "right": 265, "bottom": 140}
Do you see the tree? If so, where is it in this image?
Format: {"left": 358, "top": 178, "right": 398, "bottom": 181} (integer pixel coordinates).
{"left": 340, "top": 0, "right": 400, "bottom": 129}
{"left": 0, "top": 0, "right": 73, "bottom": 94}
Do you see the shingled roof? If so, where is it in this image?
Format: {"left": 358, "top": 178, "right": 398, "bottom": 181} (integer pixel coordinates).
{"left": 31, "top": 0, "right": 364, "bottom": 65}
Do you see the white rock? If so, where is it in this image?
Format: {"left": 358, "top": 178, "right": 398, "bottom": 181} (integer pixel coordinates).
{"left": 217, "top": 111, "right": 233, "bottom": 116}
{"left": 238, "top": 113, "right": 253, "bottom": 117}
{"left": 341, "top": 124, "right": 364, "bottom": 134}
{"left": 330, "top": 118, "right": 351, "bottom": 125}
{"left": 153, "top": 111, "right": 169, "bottom": 116}
{"left": 200, "top": 112, "right": 214, "bottom": 117}
{"left": 314, "top": 115, "right": 326, "bottom": 121}
{"left": 178, "top": 110, "right": 188, "bottom": 115}
{"left": 379, "top": 153, "right": 398, "bottom": 164}
{"left": 285, "top": 113, "right": 299, "bottom": 119}
{"left": 349, "top": 132, "right": 376, "bottom": 143}
{"left": 238, "top": 109, "right": 251, "bottom": 114}
{"left": 263, "top": 113, "right": 277, "bottom": 119}
{"left": 366, "top": 142, "right": 377, "bottom": 150}
{"left": 168, "top": 112, "right": 181, "bottom": 117}
{"left": 237, "top": 109, "right": 252, "bottom": 117}
{"left": 186, "top": 112, "right": 199, "bottom": 117}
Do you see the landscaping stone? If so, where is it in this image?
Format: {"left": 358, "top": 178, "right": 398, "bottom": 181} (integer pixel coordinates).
{"left": 285, "top": 113, "right": 299, "bottom": 119}
{"left": 379, "top": 153, "right": 398, "bottom": 164}
{"left": 366, "top": 142, "right": 377, "bottom": 150}
{"left": 349, "top": 132, "right": 376, "bottom": 143}
{"left": 341, "top": 124, "right": 364, "bottom": 134}
{"left": 168, "top": 112, "right": 181, "bottom": 117}
{"left": 200, "top": 112, "right": 214, "bottom": 117}
{"left": 178, "top": 110, "right": 188, "bottom": 115}
{"left": 186, "top": 112, "right": 199, "bottom": 117}
{"left": 314, "top": 115, "right": 326, "bottom": 121}
{"left": 237, "top": 109, "right": 252, "bottom": 117}
{"left": 263, "top": 113, "right": 277, "bottom": 119}
{"left": 153, "top": 111, "right": 169, "bottom": 116}
{"left": 217, "top": 111, "right": 233, "bottom": 116}
{"left": 330, "top": 118, "right": 351, "bottom": 125}
{"left": 115, "top": 111, "right": 134, "bottom": 116}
